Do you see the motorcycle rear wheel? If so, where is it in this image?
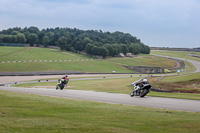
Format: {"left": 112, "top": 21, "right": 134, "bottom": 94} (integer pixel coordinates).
{"left": 140, "top": 89, "right": 149, "bottom": 97}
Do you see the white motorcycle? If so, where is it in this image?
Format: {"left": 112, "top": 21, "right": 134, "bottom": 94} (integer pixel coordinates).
{"left": 130, "top": 83, "right": 151, "bottom": 97}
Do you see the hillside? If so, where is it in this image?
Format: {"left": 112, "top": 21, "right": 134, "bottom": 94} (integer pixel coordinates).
{"left": 0, "top": 46, "right": 133, "bottom": 73}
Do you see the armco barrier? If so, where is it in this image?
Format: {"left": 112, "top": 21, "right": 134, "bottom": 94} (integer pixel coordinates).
{"left": 0, "top": 71, "right": 84, "bottom": 76}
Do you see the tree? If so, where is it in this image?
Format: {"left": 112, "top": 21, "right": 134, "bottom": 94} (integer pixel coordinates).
{"left": 46, "top": 31, "right": 55, "bottom": 45}
{"left": 1, "top": 35, "right": 13, "bottom": 43}
{"left": 91, "top": 45, "right": 99, "bottom": 55}
{"left": 11, "top": 35, "right": 17, "bottom": 43}
{"left": 11, "top": 31, "right": 20, "bottom": 35}
{"left": 0, "top": 35, "right": 2, "bottom": 42}
{"left": 85, "top": 43, "right": 94, "bottom": 54}
{"left": 82, "top": 37, "right": 92, "bottom": 50}
{"left": 16, "top": 33, "right": 26, "bottom": 43}
{"left": 28, "top": 26, "right": 40, "bottom": 34}
{"left": 38, "top": 30, "right": 45, "bottom": 44}
{"left": 56, "top": 36, "right": 68, "bottom": 51}
{"left": 0, "top": 26, "right": 150, "bottom": 56}
{"left": 23, "top": 31, "right": 30, "bottom": 43}
{"left": 28, "top": 33, "right": 39, "bottom": 46}
{"left": 89, "top": 45, "right": 109, "bottom": 58}
{"left": 120, "top": 44, "right": 128, "bottom": 55}
{"left": 142, "top": 44, "right": 150, "bottom": 54}
{"left": 104, "top": 44, "right": 121, "bottom": 57}
{"left": 104, "top": 44, "right": 114, "bottom": 56}
{"left": 42, "top": 36, "right": 50, "bottom": 47}
{"left": 99, "top": 47, "right": 109, "bottom": 58}
{"left": 129, "top": 44, "right": 140, "bottom": 55}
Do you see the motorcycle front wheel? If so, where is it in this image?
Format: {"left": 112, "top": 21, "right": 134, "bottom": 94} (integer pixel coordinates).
{"left": 130, "top": 92, "right": 134, "bottom": 97}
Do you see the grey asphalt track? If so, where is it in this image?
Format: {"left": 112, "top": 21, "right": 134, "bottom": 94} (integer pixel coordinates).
{"left": 151, "top": 54, "right": 200, "bottom": 73}
{"left": 0, "top": 86, "right": 200, "bottom": 112}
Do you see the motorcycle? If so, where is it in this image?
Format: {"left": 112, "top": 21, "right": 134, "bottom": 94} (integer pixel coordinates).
{"left": 56, "top": 79, "right": 66, "bottom": 90}
{"left": 130, "top": 83, "right": 151, "bottom": 97}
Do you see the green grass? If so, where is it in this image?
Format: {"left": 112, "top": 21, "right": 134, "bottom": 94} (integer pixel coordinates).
{"left": 194, "top": 52, "right": 200, "bottom": 55}
{"left": 0, "top": 46, "right": 135, "bottom": 73}
{"left": 0, "top": 46, "right": 92, "bottom": 61}
{"left": 149, "top": 74, "right": 200, "bottom": 96}
{"left": 0, "top": 90, "right": 200, "bottom": 133}
{"left": 0, "top": 60, "right": 134, "bottom": 73}
{"left": 162, "top": 72, "right": 200, "bottom": 82}
{"left": 148, "top": 91, "right": 200, "bottom": 100}
{"left": 106, "top": 55, "right": 177, "bottom": 69}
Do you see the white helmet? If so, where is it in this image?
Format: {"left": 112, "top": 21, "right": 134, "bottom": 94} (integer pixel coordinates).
{"left": 143, "top": 79, "right": 148, "bottom": 82}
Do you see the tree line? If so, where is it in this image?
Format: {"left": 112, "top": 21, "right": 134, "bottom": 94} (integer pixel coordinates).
{"left": 0, "top": 26, "right": 150, "bottom": 58}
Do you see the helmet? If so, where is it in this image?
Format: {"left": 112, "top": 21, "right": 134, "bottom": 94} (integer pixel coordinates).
{"left": 143, "top": 79, "right": 148, "bottom": 82}
{"left": 65, "top": 74, "right": 68, "bottom": 77}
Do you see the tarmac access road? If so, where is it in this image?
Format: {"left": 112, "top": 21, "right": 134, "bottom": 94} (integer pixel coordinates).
{"left": 0, "top": 86, "right": 200, "bottom": 112}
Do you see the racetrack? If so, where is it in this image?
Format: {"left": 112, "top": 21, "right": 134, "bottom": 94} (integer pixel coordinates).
{"left": 0, "top": 55, "right": 200, "bottom": 112}
{"left": 0, "top": 86, "right": 200, "bottom": 112}
{"left": 151, "top": 54, "right": 200, "bottom": 73}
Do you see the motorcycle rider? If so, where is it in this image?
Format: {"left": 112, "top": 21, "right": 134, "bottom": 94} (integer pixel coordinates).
{"left": 56, "top": 74, "right": 69, "bottom": 90}
{"left": 62, "top": 74, "right": 69, "bottom": 86}
{"left": 141, "top": 78, "right": 149, "bottom": 85}
{"left": 134, "top": 78, "right": 149, "bottom": 91}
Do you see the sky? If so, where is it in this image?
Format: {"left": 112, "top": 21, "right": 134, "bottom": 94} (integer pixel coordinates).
{"left": 0, "top": 0, "right": 200, "bottom": 48}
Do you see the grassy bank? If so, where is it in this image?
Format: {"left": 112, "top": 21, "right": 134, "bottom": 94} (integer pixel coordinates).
{"left": 1, "top": 46, "right": 135, "bottom": 73}
{"left": 0, "top": 46, "right": 92, "bottom": 61}
{"left": 0, "top": 90, "right": 200, "bottom": 133}
{"left": 106, "top": 55, "right": 177, "bottom": 69}
{"left": 148, "top": 73, "right": 200, "bottom": 96}
{"left": 0, "top": 46, "right": 178, "bottom": 73}
{"left": 0, "top": 60, "right": 134, "bottom": 73}
{"left": 162, "top": 72, "right": 200, "bottom": 82}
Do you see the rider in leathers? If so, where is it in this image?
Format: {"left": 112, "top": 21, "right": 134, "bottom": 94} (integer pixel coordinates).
{"left": 134, "top": 78, "right": 149, "bottom": 91}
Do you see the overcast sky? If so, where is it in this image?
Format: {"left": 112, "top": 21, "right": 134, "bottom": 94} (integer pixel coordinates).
{"left": 0, "top": 0, "right": 200, "bottom": 48}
